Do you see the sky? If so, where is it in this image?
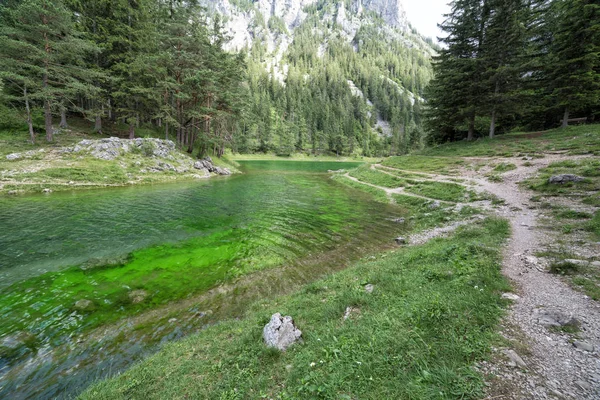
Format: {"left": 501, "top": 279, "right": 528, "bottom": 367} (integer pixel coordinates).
{"left": 403, "top": 0, "right": 451, "bottom": 42}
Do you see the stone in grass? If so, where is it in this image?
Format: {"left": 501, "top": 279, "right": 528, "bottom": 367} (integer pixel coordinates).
{"left": 395, "top": 236, "right": 407, "bottom": 245}
{"left": 263, "top": 313, "right": 302, "bottom": 351}
{"left": 128, "top": 289, "right": 148, "bottom": 304}
{"left": 74, "top": 299, "right": 93, "bottom": 310}
{"left": 428, "top": 200, "right": 441, "bottom": 210}
{"left": 364, "top": 284, "right": 374, "bottom": 293}
{"left": 548, "top": 174, "right": 584, "bottom": 184}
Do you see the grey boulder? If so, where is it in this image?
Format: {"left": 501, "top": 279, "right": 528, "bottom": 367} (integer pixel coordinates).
{"left": 548, "top": 174, "right": 584, "bottom": 184}
{"left": 263, "top": 313, "right": 302, "bottom": 351}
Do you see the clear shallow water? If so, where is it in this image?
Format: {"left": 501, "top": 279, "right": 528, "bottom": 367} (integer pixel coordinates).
{"left": 0, "top": 160, "right": 404, "bottom": 399}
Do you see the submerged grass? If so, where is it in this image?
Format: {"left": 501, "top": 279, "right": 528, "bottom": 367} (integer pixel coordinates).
{"left": 81, "top": 217, "right": 510, "bottom": 400}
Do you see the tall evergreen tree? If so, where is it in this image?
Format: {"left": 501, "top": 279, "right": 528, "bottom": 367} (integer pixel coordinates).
{"left": 549, "top": 0, "right": 600, "bottom": 128}
{"left": 480, "top": 0, "right": 528, "bottom": 137}
{"left": 0, "top": 0, "right": 100, "bottom": 142}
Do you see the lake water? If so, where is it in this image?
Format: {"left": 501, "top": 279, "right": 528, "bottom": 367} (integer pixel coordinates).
{"left": 0, "top": 160, "right": 405, "bottom": 399}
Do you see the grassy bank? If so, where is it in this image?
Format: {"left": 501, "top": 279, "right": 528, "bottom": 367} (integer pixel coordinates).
{"left": 0, "top": 122, "right": 239, "bottom": 195}
{"left": 420, "top": 124, "right": 600, "bottom": 158}
{"left": 82, "top": 217, "right": 510, "bottom": 400}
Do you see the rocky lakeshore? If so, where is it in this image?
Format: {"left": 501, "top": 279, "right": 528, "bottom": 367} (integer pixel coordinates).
{"left": 1, "top": 137, "right": 235, "bottom": 195}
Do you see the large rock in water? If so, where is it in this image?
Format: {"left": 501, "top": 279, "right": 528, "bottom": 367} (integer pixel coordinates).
{"left": 548, "top": 174, "right": 584, "bottom": 184}
{"left": 263, "top": 313, "right": 302, "bottom": 351}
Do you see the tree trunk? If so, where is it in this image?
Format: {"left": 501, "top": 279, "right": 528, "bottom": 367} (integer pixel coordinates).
{"left": 489, "top": 109, "right": 496, "bottom": 138}
{"left": 165, "top": 122, "right": 169, "bottom": 140}
{"left": 129, "top": 123, "right": 135, "bottom": 139}
{"left": 562, "top": 107, "right": 569, "bottom": 128}
{"left": 59, "top": 106, "right": 68, "bottom": 129}
{"left": 44, "top": 99, "right": 53, "bottom": 142}
{"left": 467, "top": 115, "right": 475, "bottom": 141}
{"left": 95, "top": 115, "right": 102, "bottom": 133}
{"left": 24, "top": 86, "right": 35, "bottom": 144}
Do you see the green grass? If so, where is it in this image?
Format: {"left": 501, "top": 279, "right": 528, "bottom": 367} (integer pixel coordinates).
{"left": 419, "top": 124, "right": 600, "bottom": 157}
{"left": 553, "top": 209, "right": 593, "bottom": 220}
{"left": 81, "top": 218, "right": 510, "bottom": 400}
{"left": 492, "top": 163, "right": 517, "bottom": 173}
{"left": 404, "top": 180, "right": 468, "bottom": 203}
{"left": 373, "top": 166, "right": 432, "bottom": 180}
{"left": 381, "top": 155, "right": 464, "bottom": 175}
{"left": 523, "top": 158, "right": 600, "bottom": 194}
{"left": 582, "top": 195, "right": 600, "bottom": 207}
{"left": 348, "top": 165, "right": 406, "bottom": 188}
{"left": 331, "top": 175, "right": 390, "bottom": 203}
{"left": 391, "top": 194, "right": 480, "bottom": 232}
{"left": 586, "top": 211, "right": 600, "bottom": 238}
{"left": 572, "top": 277, "right": 600, "bottom": 301}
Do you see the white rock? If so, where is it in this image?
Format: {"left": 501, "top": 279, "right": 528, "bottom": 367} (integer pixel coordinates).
{"left": 263, "top": 313, "right": 302, "bottom": 351}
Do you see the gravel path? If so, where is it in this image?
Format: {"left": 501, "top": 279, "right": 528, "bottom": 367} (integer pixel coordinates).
{"left": 361, "top": 155, "right": 600, "bottom": 398}
{"left": 465, "top": 156, "right": 600, "bottom": 400}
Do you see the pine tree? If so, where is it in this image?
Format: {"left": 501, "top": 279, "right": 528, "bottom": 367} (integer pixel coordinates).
{"left": 425, "top": 0, "right": 490, "bottom": 142}
{"left": 549, "top": 0, "right": 600, "bottom": 128}
{"left": 480, "top": 0, "right": 528, "bottom": 137}
{"left": 0, "top": 0, "right": 100, "bottom": 142}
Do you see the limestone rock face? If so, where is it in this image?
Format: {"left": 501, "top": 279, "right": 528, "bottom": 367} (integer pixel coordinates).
{"left": 263, "top": 313, "right": 303, "bottom": 351}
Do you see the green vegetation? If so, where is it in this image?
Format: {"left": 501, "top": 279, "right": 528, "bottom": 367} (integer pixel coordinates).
{"left": 348, "top": 165, "right": 406, "bottom": 188}
{"left": 493, "top": 163, "right": 517, "bottom": 173}
{"left": 421, "top": 125, "right": 600, "bottom": 157}
{"left": 426, "top": 0, "right": 599, "bottom": 141}
{"left": 81, "top": 218, "right": 510, "bottom": 400}
{"left": 524, "top": 158, "right": 600, "bottom": 194}
{"left": 381, "top": 155, "right": 463, "bottom": 175}
{"left": 331, "top": 175, "right": 389, "bottom": 203}
{"left": 404, "top": 181, "right": 468, "bottom": 203}
{"left": 586, "top": 211, "right": 600, "bottom": 238}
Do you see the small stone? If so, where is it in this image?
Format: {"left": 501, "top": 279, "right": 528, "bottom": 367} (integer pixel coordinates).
{"left": 395, "top": 236, "right": 407, "bottom": 245}
{"left": 504, "top": 349, "right": 527, "bottom": 368}
{"left": 74, "top": 299, "right": 93, "bottom": 310}
{"left": 534, "top": 308, "right": 580, "bottom": 328}
{"left": 168, "top": 318, "right": 177, "bottom": 323}
{"left": 42, "top": 188, "right": 52, "bottom": 193}
{"left": 574, "top": 380, "right": 592, "bottom": 391}
{"left": 391, "top": 217, "right": 405, "bottom": 223}
{"left": 7, "top": 190, "right": 18, "bottom": 195}
{"left": 263, "top": 313, "right": 302, "bottom": 351}
{"left": 343, "top": 306, "right": 360, "bottom": 320}
{"left": 502, "top": 293, "right": 520, "bottom": 301}
{"left": 573, "top": 341, "right": 594, "bottom": 352}
{"left": 6, "top": 153, "right": 21, "bottom": 161}
{"left": 364, "top": 284, "right": 374, "bottom": 293}
{"left": 129, "top": 289, "right": 148, "bottom": 304}
{"left": 428, "top": 200, "right": 441, "bottom": 209}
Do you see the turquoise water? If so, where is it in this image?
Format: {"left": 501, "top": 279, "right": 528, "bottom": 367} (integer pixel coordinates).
{"left": 0, "top": 160, "right": 404, "bottom": 399}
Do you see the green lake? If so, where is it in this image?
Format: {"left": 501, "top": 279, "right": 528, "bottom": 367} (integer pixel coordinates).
{"left": 0, "top": 160, "right": 406, "bottom": 399}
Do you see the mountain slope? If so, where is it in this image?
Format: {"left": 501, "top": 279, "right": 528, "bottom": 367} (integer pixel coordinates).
{"left": 204, "top": 0, "right": 437, "bottom": 156}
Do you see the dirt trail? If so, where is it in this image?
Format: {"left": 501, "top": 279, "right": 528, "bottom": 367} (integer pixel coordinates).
{"left": 467, "top": 156, "right": 600, "bottom": 400}
{"left": 362, "top": 155, "right": 600, "bottom": 398}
